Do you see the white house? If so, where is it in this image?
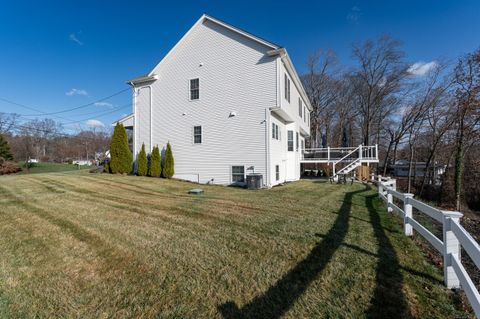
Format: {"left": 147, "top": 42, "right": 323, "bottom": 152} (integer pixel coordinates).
{"left": 115, "top": 14, "right": 312, "bottom": 187}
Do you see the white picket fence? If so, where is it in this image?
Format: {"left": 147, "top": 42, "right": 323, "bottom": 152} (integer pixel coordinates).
{"left": 377, "top": 176, "right": 480, "bottom": 318}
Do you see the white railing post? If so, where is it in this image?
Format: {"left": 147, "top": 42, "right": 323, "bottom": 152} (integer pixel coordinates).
{"left": 378, "top": 176, "right": 383, "bottom": 198}
{"left": 375, "top": 144, "right": 378, "bottom": 160}
{"left": 403, "top": 193, "right": 414, "bottom": 236}
{"left": 359, "top": 144, "right": 362, "bottom": 161}
{"left": 387, "top": 190, "right": 393, "bottom": 213}
{"left": 327, "top": 146, "right": 330, "bottom": 162}
{"left": 442, "top": 211, "right": 463, "bottom": 289}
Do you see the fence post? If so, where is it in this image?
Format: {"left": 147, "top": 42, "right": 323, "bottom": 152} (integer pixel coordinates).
{"left": 403, "top": 194, "right": 414, "bottom": 236}
{"left": 442, "top": 211, "right": 463, "bottom": 289}
{"left": 387, "top": 190, "right": 393, "bottom": 213}
{"left": 378, "top": 175, "right": 383, "bottom": 198}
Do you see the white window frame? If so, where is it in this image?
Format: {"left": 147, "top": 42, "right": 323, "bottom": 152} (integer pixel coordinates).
{"left": 272, "top": 123, "right": 280, "bottom": 140}
{"left": 284, "top": 74, "right": 290, "bottom": 103}
{"left": 231, "top": 165, "right": 246, "bottom": 184}
{"left": 296, "top": 132, "right": 299, "bottom": 152}
{"left": 193, "top": 125, "right": 202, "bottom": 144}
{"left": 287, "top": 130, "right": 294, "bottom": 152}
{"left": 298, "top": 98, "right": 302, "bottom": 117}
{"left": 189, "top": 78, "right": 200, "bottom": 101}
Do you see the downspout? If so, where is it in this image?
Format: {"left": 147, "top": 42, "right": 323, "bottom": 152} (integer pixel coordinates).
{"left": 265, "top": 108, "right": 270, "bottom": 188}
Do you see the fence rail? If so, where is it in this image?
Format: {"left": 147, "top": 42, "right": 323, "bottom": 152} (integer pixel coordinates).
{"left": 376, "top": 175, "right": 480, "bottom": 318}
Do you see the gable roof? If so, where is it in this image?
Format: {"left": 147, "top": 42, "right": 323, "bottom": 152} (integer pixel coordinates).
{"left": 130, "top": 14, "right": 312, "bottom": 111}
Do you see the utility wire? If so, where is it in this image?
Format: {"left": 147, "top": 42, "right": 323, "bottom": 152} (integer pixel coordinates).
{"left": 0, "top": 87, "right": 130, "bottom": 116}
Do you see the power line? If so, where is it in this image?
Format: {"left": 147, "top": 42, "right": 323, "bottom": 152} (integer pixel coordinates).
{"left": 0, "top": 87, "right": 130, "bottom": 117}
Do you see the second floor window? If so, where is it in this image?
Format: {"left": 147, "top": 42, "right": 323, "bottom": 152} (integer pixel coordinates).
{"left": 298, "top": 98, "right": 302, "bottom": 117}
{"left": 190, "top": 78, "right": 199, "bottom": 100}
{"left": 193, "top": 125, "right": 202, "bottom": 144}
{"left": 287, "top": 130, "right": 294, "bottom": 151}
{"left": 284, "top": 74, "right": 290, "bottom": 102}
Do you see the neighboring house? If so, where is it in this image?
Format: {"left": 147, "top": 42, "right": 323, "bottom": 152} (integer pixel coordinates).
{"left": 115, "top": 14, "right": 312, "bottom": 187}
{"left": 73, "top": 160, "right": 92, "bottom": 166}
{"left": 392, "top": 160, "right": 446, "bottom": 182}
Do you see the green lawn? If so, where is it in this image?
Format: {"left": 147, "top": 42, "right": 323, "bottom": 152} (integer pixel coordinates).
{"left": 16, "top": 161, "right": 90, "bottom": 174}
{"left": 0, "top": 171, "right": 469, "bottom": 318}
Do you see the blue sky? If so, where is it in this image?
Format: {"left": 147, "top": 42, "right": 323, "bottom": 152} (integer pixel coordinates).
{"left": 0, "top": 0, "right": 479, "bottom": 133}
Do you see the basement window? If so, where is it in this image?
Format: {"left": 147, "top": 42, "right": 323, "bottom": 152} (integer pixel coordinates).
{"left": 232, "top": 166, "right": 245, "bottom": 183}
{"left": 276, "top": 165, "right": 280, "bottom": 181}
{"left": 190, "top": 78, "right": 199, "bottom": 100}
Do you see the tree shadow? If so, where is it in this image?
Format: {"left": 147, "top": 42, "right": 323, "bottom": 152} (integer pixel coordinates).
{"left": 218, "top": 187, "right": 368, "bottom": 319}
{"left": 364, "top": 188, "right": 412, "bottom": 318}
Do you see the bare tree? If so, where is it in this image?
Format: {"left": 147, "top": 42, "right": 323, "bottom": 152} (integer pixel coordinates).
{"left": 302, "top": 49, "right": 340, "bottom": 147}
{"left": 349, "top": 35, "right": 409, "bottom": 146}
{"left": 452, "top": 49, "right": 480, "bottom": 210}
{"left": 0, "top": 112, "right": 19, "bottom": 135}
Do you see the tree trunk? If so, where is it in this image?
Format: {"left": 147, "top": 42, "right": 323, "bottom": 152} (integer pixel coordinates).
{"left": 454, "top": 122, "right": 464, "bottom": 211}
{"left": 407, "top": 147, "right": 414, "bottom": 193}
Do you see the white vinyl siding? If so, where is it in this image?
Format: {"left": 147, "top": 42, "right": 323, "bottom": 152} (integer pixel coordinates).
{"left": 143, "top": 18, "right": 276, "bottom": 185}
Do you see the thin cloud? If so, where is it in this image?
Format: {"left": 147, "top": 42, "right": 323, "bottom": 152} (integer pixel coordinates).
{"left": 94, "top": 102, "right": 114, "bottom": 108}
{"left": 347, "top": 6, "right": 362, "bottom": 23}
{"left": 69, "top": 33, "right": 84, "bottom": 46}
{"left": 408, "top": 61, "right": 438, "bottom": 76}
{"left": 86, "top": 119, "right": 105, "bottom": 128}
{"left": 66, "top": 88, "right": 88, "bottom": 96}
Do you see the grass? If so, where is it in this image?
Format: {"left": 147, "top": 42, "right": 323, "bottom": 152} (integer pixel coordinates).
{"left": 0, "top": 171, "right": 470, "bottom": 318}
{"left": 16, "top": 161, "right": 90, "bottom": 174}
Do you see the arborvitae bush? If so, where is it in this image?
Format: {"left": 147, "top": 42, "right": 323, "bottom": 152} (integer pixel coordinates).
{"left": 0, "top": 134, "right": 13, "bottom": 160}
{"left": 109, "top": 123, "right": 132, "bottom": 174}
{"left": 149, "top": 145, "right": 161, "bottom": 177}
{"left": 137, "top": 143, "right": 148, "bottom": 176}
{"left": 162, "top": 142, "right": 174, "bottom": 178}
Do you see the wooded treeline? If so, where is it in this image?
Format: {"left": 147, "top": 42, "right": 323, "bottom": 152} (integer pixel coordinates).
{"left": 302, "top": 35, "right": 480, "bottom": 211}
{"left": 0, "top": 115, "right": 111, "bottom": 163}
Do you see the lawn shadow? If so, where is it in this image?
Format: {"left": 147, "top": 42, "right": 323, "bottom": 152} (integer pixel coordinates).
{"left": 364, "top": 186, "right": 412, "bottom": 318}
{"left": 218, "top": 186, "right": 368, "bottom": 319}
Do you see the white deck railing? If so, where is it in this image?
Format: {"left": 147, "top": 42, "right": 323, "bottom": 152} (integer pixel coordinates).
{"left": 302, "top": 145, "right": 378, "bottom": 163}
{"left": 377, "top": 176, "right": 480, "bottom": 318}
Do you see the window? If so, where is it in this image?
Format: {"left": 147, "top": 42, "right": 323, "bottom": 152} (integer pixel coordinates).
{"left": 193, "top": 125, "right": 202, "bottom": 144}
{"left": 190, "top": 78, "right": 199, "bottom": 100}
{"left": 298, "top": 98, "right": 302, "bottom": 117}
{"left": 284, "top": 74, "right": 290, "bottom": 102}
{"left": 303, "top": 106, "right": 306, "bottom": 122}
{"left": 232, "top": 166, "right": 245, "bottom": 183}
{"left": 287, "top": 130, "right": 294, "bottom": 151}
{"left": 301, "top": 139, "right": 305, "bottom": 153}
{"left": 272, "top": 123, "right": 279, "bottom": 140}
{"left": 275, "top": 165, "right": 280, "bottom": 181}
{"left": 296, "top": 132, "right": 299, "bottom": 151}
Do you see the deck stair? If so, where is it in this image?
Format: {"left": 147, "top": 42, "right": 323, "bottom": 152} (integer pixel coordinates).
{"left": 301, "top": 144, "right": 379, "bottom": 180}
